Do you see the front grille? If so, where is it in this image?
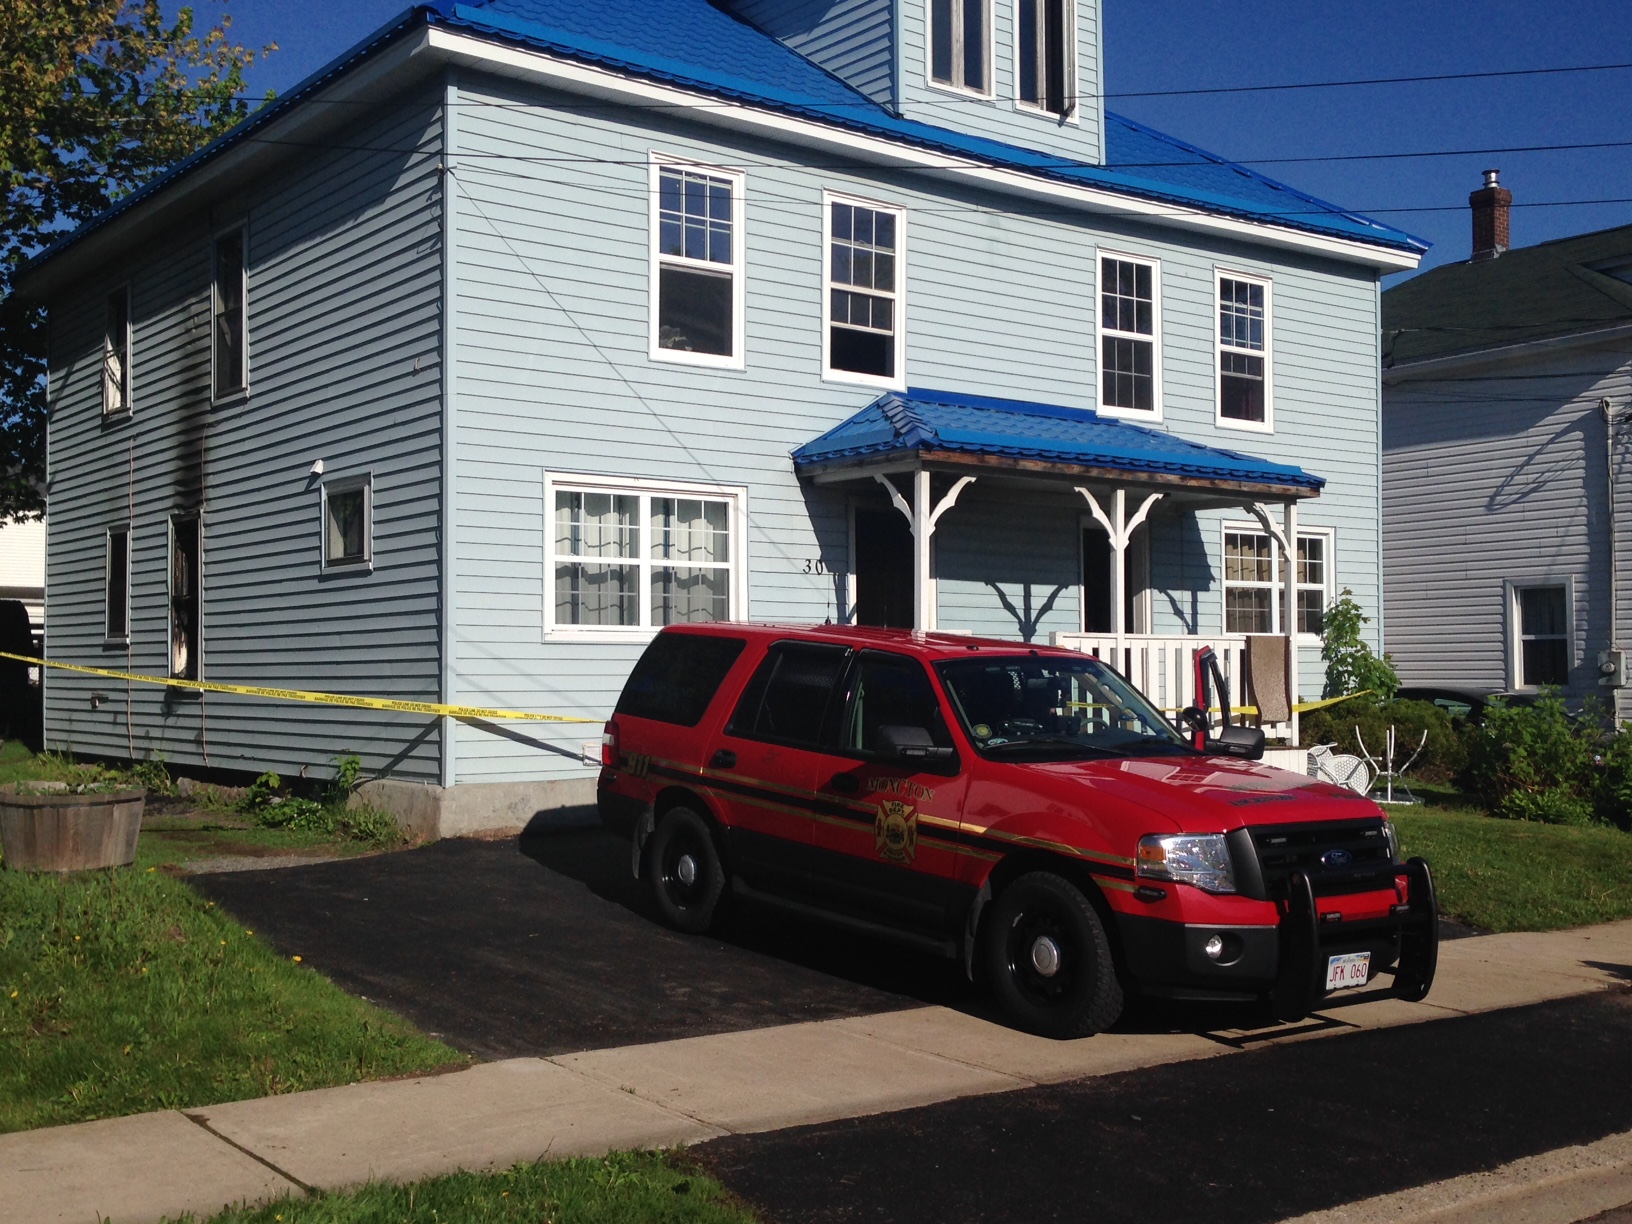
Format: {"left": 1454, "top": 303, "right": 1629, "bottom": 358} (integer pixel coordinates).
{"left": 1241, "top": 819, "right": 1395, "bottom": 898}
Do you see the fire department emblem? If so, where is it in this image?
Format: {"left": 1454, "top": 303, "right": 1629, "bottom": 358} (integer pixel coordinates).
{"left": 875, "top": 799, "right": 918, "bottom": 864}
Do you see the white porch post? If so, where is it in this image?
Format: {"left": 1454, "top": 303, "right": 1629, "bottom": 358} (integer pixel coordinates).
{"left": 874, "top": 472, "right": 977, "bottom": 632}
{"left": 1077, "top": 486, "right": 1164, "bottom": 661}
{"left": 1284, "top": 499, "right": 1300, "bottom": 745}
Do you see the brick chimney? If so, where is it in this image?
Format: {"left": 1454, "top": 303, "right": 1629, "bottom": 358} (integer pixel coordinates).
{"left": 1470, "top": 169, "right": 1512, "bottom": 261}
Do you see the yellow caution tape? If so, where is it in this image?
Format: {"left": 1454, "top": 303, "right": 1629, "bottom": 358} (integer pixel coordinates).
{"left": 0, "top": 652, "right": 601, "bottom": 725}
{"left": 1165, "top": 692, "right": 1373, "bottom": 717}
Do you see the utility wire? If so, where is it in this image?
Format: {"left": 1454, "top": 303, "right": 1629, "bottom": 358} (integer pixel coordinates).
{"left": 1105, "top": 60, "right": 1632, "bottom": 99}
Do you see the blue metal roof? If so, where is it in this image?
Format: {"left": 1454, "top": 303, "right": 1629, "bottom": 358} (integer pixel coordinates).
{"left": 19, "top": 0, "right": 1425, "bottom": 281}
{"left": 792, "top": 389, "right": 1326, "bottom": 492}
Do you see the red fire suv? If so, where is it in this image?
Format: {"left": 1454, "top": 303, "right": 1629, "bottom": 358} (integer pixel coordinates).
{"left": 598, "top": 624, "right": 1438, "bottom": 1038}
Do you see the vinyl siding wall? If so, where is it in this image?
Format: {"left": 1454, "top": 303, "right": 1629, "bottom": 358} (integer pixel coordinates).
{"left": 447, "top": 72, "right": 1382, "bottom": 785}
{"left": 43, "top": 89, "right": 447, "bottom": 781}
{"left": 1383, "top": 341, "right": 1632, "bottom": 721}
{"left": 897, "top": 0, "right": 1104, "bottom": 164}
{"left": 731, "top": 0, "right": 896, "bottom": 107}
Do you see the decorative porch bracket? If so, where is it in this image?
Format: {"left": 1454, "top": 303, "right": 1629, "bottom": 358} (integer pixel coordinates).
{"left": 1076, "top": 487, "right": 1164, "bottom": 646}
{"left": 875, "top": 473, "right": 977, "bottom": 630}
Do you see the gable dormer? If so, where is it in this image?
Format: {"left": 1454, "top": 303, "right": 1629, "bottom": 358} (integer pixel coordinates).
{"left": 727, "top": 0, "right": 1105, "bottom": 164}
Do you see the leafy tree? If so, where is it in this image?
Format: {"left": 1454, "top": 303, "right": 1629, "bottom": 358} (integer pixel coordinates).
{"left": 1320, "top": 588, "right": 1400, "bottom": 701}
{"left": 0, "top": 0, "right": 272, "bottom": 520}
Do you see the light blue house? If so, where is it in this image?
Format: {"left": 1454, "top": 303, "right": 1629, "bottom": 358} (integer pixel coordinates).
{"left": 18, "top": 0, "right": 1426, "bottom": 835}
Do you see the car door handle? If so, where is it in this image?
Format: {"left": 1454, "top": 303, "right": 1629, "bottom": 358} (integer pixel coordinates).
{"left": 710, "top": 749, "right": 737, "bottom": 769}
{"left": 829, "top": 773, "right": 860, "bottom": 795}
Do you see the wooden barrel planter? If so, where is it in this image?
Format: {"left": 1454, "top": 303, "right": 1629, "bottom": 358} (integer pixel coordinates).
{"left": 0, "top": 786, "right": 145, "bottom": 872}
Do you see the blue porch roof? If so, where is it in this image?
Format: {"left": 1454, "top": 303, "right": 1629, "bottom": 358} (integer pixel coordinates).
{"left": 19, "top": 0, "right": 1425, "bottom": 282}
{"left": 792, "top": 389, "right": 1325, "bottom": 495}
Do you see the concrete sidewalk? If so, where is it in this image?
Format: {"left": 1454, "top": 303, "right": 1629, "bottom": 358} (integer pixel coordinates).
{"left": 5, "top": 920, "right": 1631, "bottom": 1224}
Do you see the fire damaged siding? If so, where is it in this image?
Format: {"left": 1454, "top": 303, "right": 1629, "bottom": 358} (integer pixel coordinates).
{"left": 43, "top": 89, "right": 447, "bottom": 783}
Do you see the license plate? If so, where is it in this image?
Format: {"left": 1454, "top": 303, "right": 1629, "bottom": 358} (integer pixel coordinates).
{"left": 1325, "top": 952, "right": 1371, "bottom": 991}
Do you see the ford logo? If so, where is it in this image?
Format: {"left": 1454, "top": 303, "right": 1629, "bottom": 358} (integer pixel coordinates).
{"left": 1321, "top": 848, "right": 1353, "bottom": 869}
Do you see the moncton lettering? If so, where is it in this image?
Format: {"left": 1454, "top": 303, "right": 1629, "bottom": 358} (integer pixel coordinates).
{"left": 864, "top": 776, "right": 935, "bottom": 803}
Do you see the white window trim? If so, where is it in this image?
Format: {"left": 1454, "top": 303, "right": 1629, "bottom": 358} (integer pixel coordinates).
{"left": 210, "top": 225, "right": 249, "bottom": 403}
{"left": 1505, "top": 577, "right": 1576, "bottom": 691}
{"left": 923, "top": 0, "right": 997, "bottom": 100}
{"left": 1219, "top": 521, "right": 1334, "bottom": 643}
{"left": 104, "top": 525, "right": 130, "bottom": 643}
{"left": 103, "top": 284, "right": 132, "bottom": 417}
{"left": 1011, "top": 0, "right": 1080, "bottom": 124}
{"left": 1095, "top": 249, "right": 1163, "bottom": 422}
{"left": 1214, "top": 268, "right": 1274, "bottom": 434}
{"left": 648, "top": 154, "right": 747, "bottom": 371}
{"left": 320, "top": 473, "right": 374, "bottom": 571}
{"left": 543, "top": 471, "right": 749, "bottom": 642}
{"left": 821, "top": 191, "right": 908, "bottom": 391}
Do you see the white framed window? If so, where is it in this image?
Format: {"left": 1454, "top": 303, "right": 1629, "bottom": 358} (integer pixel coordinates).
{"left": 1507, "top": 580, "right": 1572, "bottom": 689}
{"left": 321, "top": 476, "right": 372, "bottom": 570}
{"left": 103, "top": 287, "right": 131, "bottom": 416}
{"left": 211, "top": 227, "right": 247, "bottom": 400}
{"left": 1097, "top": 253, "right": 1161, "bottom": 419}
{"left": 105, "top": 526, "right": 130, "bottom": 642}
{"left": 1015, "top": 0, "right": 1076, "bottom": 119}
{"left": 545, "top": 474, "right": 748, "bottom": 639}
{"left": 928, "top": 0, "right": 993, "bottom": 96}
{"left": 649, "top": 157, "right": 746, "bottom": 369}
{"left": 823, "top": 193, "right": 906, "bottom": 388}
{"left": 1216, "top": 271, "right": 1272, "bottom": 431}
{"left": 1221, "top": 524, "right": 1333, "bottom": 639}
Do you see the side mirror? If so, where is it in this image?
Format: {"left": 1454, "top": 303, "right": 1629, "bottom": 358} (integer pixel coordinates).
{"left": 877, "top": 724, "right": 957, "bottom": 768}
{"left": 1206, "top": 723, "right": 1266, "bottom": 761}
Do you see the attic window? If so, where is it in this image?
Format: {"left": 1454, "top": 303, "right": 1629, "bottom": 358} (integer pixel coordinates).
{"left": 929, "top": 0, "right": 989, "bottom": 95}
{"left": 1018, "top": 0, "right": 1074, "bottom": 118}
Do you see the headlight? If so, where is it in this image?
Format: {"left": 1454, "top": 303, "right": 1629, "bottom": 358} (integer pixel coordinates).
{"left": 1382, "top": 820, "right": 1400, "bottom": 864}
{"left": 1136, "top": 833, "right": 1237, "bottom": 894}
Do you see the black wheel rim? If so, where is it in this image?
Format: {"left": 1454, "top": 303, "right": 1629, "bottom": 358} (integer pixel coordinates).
{"left": 1004, "top": 901, "right": 1080, "bottom": 1008}
{"left": 660, "top": 825, "right": 707, "bottom": 909}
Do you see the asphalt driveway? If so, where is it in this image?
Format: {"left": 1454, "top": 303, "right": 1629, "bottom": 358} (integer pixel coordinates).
{"left": 190, "top": 824, "right": 977, "bottom": 1059}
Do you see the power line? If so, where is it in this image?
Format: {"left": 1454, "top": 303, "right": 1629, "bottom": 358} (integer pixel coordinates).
{"left": 1105, "top": 60, "right": 1632, "bottom": 99}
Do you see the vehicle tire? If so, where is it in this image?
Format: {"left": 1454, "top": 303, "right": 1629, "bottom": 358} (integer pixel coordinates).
{"left": 645, "top": 806, "right": 727, "bottom": 935}
{"left": 981, "top": 871, "right": 1124, "bottom": 1039}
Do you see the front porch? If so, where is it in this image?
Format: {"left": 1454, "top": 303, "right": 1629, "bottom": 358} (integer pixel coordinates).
{"left": 794, "top": 388, "right": 1328, "bottom": 743}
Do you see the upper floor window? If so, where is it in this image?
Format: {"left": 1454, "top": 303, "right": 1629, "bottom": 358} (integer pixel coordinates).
{"left": 651, "top": 161, "right": 745, "bottom": 367}
{"left": 825, "top": 197, "right": 904, "bottom": 386}
{"left": 1222, "top": 527, "right": 1332, "bottom": 637}
{"left": 1018, "top": 0, "right": 1074, "bottom": 117}
{"left": 1218, "top": 273, "right": 1271, "bottom": 429}
{"left": 103, "top": 287, "right": 131, "bottom": 415}
{"left": 1099, "top": 255, "right": 1159, "bottom": 416}
{"left": 548, "top": 475, "right": 746, "bottom": 635}
{"left": 929, "top": 0, "right": 990, "bottom": 94}
{"left": 212, "top": 229, "right": 246, "bottom": 399}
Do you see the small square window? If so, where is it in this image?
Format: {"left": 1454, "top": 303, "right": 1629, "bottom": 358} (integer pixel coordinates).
{"left": 323, "top": 480, "right": 372, "bottom": 569}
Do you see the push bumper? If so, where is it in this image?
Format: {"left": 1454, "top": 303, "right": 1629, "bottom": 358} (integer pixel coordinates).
{"left": 1114, "top": 857, "right": 1439, "bottom": 1012}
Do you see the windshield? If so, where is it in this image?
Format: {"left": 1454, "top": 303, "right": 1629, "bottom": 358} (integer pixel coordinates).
{"left": 936, "top": 654, "right": 1192, "bottom": 760}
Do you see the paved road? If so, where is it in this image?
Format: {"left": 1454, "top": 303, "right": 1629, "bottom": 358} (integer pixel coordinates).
{"left": 191, "top": 828, "right": 972, "bottom": 1058}
{"left": 698, "top": 989, "right": 1632, "bottom": 1224}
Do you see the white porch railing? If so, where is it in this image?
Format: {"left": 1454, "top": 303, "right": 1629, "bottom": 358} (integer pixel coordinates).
{"left": 1050, "top": 632, "right": 1294, "bottom": 743}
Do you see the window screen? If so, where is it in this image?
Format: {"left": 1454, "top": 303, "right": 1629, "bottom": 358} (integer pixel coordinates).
{"left": 729, "top": 643, "right": 848, "bottom": 748}
{"left": 617, "top": 632, "right": 747, "bottom": 727}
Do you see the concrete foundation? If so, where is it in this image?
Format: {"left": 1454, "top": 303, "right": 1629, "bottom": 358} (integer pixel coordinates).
{"left": 354, "top": 775, "right": 599, "bottom": 841}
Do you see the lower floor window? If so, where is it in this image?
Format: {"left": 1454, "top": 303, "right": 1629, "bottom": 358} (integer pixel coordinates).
{"left": 323, "top": 477, "right": 371, "bottom": 568}
{"left": 550, "top": 478, "right": 743, "bottom": 632}
{"left": 1222, "top": 526, "right": 1331, "bottom": 636}
{"left": 1516, "top": 584, "right": 1569, "bottom": 687}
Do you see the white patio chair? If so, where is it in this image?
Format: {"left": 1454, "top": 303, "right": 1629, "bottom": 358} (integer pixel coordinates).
{"left": 1306, "top": 743, "right": 1375, "bottom": 795}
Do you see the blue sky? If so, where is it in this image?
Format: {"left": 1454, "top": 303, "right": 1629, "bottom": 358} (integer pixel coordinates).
{"left": 218, "top": 0, "right": 1632, "bottom": 282}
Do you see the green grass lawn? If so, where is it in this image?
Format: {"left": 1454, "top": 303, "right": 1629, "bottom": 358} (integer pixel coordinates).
{"left": 176, "top": 1152, "right": 758, "bottom": 1224}
{"left": 0, "top": 860, "right": 466, "bottom": 1133}
{"left": 1393, "top": 806, "right": 1632, "bottom": 933}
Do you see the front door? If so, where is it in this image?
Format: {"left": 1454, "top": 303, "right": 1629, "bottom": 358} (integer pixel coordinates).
{"left": 807, "top": 649, "right": 973, "bottom": 939}
{"left": 854, "top": 507, "right": 913, "bottom": 628}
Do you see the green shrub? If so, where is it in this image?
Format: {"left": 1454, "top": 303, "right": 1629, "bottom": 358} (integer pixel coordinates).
{"left": 1459, "top": 695, "right": 1613, "bottom": 826}
{"left": 1301, "top": 697, "right": 1465, "bottom": 783}
{"left": 1595, "top": 729, "right": 1632, "bottom": 830}
{"left": 128, "top": 754, "right": 172, "bottom": 796}
{"left": 240, "top": 755, "right": 399, "bottom": 846}
{"left": 1496, "top": 786, "right": 1597, "bottom": 826}
{"left": 1321, "top": 589, "right": 1400, "bottom": 701}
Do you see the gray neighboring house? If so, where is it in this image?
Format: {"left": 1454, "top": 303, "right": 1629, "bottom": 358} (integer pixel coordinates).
{"left": 17, "top": 0, "right": 1425, "bottom": 837}
{"left": 1382, "top": 178, "right": 1632, "bottom": 721}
